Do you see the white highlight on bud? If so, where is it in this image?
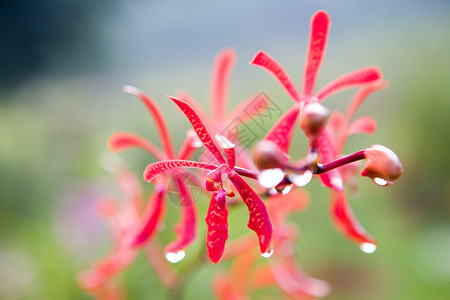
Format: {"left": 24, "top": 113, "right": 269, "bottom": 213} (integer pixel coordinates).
{"left": 373, "top": 177, "right": 389, "bottom": 186}
{"left": 258, "top": 168, "right": 285, "bottom": 188}
{"left": 290, "top": 170, "right": 313, "bottom": 187}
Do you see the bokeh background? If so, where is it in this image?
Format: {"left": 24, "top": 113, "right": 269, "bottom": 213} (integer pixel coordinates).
{"left": 1, "top": 0, "right": 449, "bottom": 299}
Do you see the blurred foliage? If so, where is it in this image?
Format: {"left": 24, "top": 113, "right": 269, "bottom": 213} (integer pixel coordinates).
{"left": 1, "top": 1, "right": 450, "bottom": 299}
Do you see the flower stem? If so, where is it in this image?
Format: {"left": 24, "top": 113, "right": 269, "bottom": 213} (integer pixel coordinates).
{"left": 315, "top": 150, "right": 365, "bottom": 174}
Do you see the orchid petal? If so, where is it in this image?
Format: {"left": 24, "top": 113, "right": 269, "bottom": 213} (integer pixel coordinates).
{"left": 229, "top": 174, "right": 273, "bottom": 254}
{"left": 227, "top": 93, "right": 271, "bottom": 125}
{"left": 131, "top": 184, "right": 167, "bottom": 247}
{"left": 122, "top": 86, "right": 175, "bottom": 158}
{"left": 331, "top": 191, "right": 377, "bottom": 248}
{"left": 250, "top": 50, "right": 301, "bottom": 102}
{"left": 175, "top": 90, "right": 211, "bottom": 126}
{"left": 302, "top": 10, "right": 331, "bottom": 98}
{"left": 315, "top": 67, "right": 382, "bottom": 102}
{"left": 271, "top": 256, "right": 331, "bottom": 298}
{"left": 168, "top": 96, "right": 227, "bottom": 165}
{"left": 108, "top": 132, "right": 167, "bottom": 161}
{"left": 211, "top": 48, "right": 236, "bottom": 121}
{"left": 317, "top": 130, "right": 344, "bottom": 191}
{"left": 176, "top": 130, "right": 202, "bottom": 160}
{"left": 264, "top": 105, "right": 300, "bottom": 154}
{"left": 345, "top": 80, "right": 389, "bottom": 121}
{"left": 144, "top": 159, "right": 217, "bottom": 183}
{"left": 347, "top": 116, "right": 377, "bottom": 136}
{"left": 164, "top": 177, "right": 197, "bottom": 254}
{"left": 215, "top": 134, "right": 236, "bottom": 169}
{"left": 206, "top": 190, "right": 229, "bottom": 264}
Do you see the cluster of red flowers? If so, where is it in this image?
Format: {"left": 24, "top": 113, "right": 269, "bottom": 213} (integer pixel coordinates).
{"left": 79, "top": 10, "right": 403, "bottom": 299}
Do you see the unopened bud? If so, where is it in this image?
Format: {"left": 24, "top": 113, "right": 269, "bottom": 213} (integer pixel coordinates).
{"left": 252, "top": 140, "right": 290, "bottom": 170}
{"left": 300, "top": 102, "right": 329, "bottom": 137}
{"left": 362, "top": 145, "right": 403, "bottom": 185}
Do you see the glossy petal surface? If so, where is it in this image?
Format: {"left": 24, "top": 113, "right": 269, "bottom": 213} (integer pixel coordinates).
{"left": 206, "top": 190, "right": 229, "bottom": 263}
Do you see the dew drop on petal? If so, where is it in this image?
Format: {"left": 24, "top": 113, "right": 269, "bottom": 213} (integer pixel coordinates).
{"left": 261, "top": 244, "right": 274, "bottom": 258}
{"left": 165, "top": 250, "right": 186, "bottom": 263}
{"left": 373, "top": 177, "right": 389, "bottom": 186}
{"left": 360, "top": 242, "right": 377, "bottom": 254}
{"left": 290, "top": 170, "right": 313, "bottom": 187}
{"left": 258, "top": 168, "right": 285, "bottom": 188}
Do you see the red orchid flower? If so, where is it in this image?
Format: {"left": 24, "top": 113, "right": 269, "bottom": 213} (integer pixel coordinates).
{"left": 78, "top": 162, "right": 165, "bottom": 294}
{"left": 176, "top": 48, "right": 272, "bottom": 169}
{"left": 250, "top": 10, "right": 382, "bottom": 191}
{"left": 213, "top": 190, "right": 330, "bottom": 299}
{"left": 143, "top": 95, "right": 273, "bottom": 263}
{"left": 108, "top": 86, "right": 203, "bottom": 261}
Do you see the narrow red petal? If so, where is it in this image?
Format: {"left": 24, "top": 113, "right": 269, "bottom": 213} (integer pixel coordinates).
{"left": 317, "top": 130, "right": 344, "bottom": 191}
{"left": 347, "top": 116, "right": 377, "bottom": 136}
{"left": 302, "top": 10, "right": 331, "bottom": 97}
{"left": 215, "top": 134, "right": 236, "bottom": 169}
{"left": 227, "top": 93, "right": 269, "bottom": 124}
{"left": 264, "top": 105, "right": 300, "bottom": 154}
{"left": 330, "top": 191, "right": 377, "bottom": 247}
{"left": 144, "top": 159, "right": 217, "bottom": 183}
{"left": 131, "top": 185, "right": 167, "bottom": 247}
{"left": 164, "top": 177, "right": 197, "bottom": 254}
{"left": 250, "top": 51, "right": 301, "bottom": 102}
{"left": 345, "top": 80, "right": 389, "bottom": 121}
{"left": 271, "top": 255, "right": 331, "bottom": 298}
{"left": 122, "top": 86, "right": 175, "bottom": 158}
{"left": 175, "top": 90, "right": 211, "bottom": 126}
{"left": 229, "top": 173, "right": 273, "bottom": 254}
{"left": 108, "top": 132, "right": 167, "bottom": 161}
{"left": 315, "top": 67, "right": 382, "bottom": 102}
{"left": 206, "top": 190, "right": 229, "bottom": 263}
{"left": 176, "top": 130, "right": 202, "bottom": 160}
{"left": 168, "top": 96, "right": 227, "bottom": 165}
{"left": 211, "top": 48, "right": 236, "bottom": 121}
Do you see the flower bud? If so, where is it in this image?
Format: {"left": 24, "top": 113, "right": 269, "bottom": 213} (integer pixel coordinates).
{"left": 362, "top": 145, "right": 403, "bottom": 185}
{"left": 252, "top": 140, "right": 290, "bottom": 170}
{"left": 299, "top": 101, "right": 329, "bottom": 137}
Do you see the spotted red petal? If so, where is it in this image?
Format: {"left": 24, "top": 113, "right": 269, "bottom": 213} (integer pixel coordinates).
{"left": 229, "top": 173, "right": 273, "bottom": 254}
{"left": 175, "top": 90, "right": 211, "bottom": 125}
{"left": 130, "top": 184, "right": 167, "bottom": 247}
{"left": 122, "top": 85, "right": 175, "bottom": 158}
{"left": 347, "top": 116, "right": 377, "bottom": 136}
{"left": 330, "top": 191, "right": 377, "bottom": 247}
{"left": 215, "top": 134, "right": 236, "bottom": 169}
{"left": 302, "top": 10, "right": 331, "bottom": 98}
{"left": 144, "top": 159, "right": 217, "bottom": 182}
{"left": 317, "top": 130, "right": 344, "bottom": 191}
{"left": 264, "top": 105, "right": 300, "bottom": 154}
{"left": 108, "top": 132, "right": 167, "bottom": 161}
{"left": 165, "top": 177, "right": 197, "bottom": 254}
{"left": 168, "top": 96, "right": 227, "bottom": 165}
{"left": 206, "top": 190, "right": 229, "bottom": 264}
{"left": 211, "top": 48, "right": 236, "bottom": 121}
{"left": 250, "top": 50, "right": 301, "bottom": 102}
{"left": 315, "top": 67, "right": 382, "bottom": 102}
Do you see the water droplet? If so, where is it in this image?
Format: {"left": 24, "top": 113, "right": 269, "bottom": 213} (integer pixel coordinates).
{"left": 258, "top": 169, "right": 284, "bottom": 188}
{"left": 165, "top": 250, "right": 186, "bottom": 263}
{"left": 290, "top": 170, "right": 313, "bottom": 187}
{"left": 261, "top": 245, "right": 274, "bottom": 258}
{"left": 281, "top": 184, "right": 293, "bottom": 195}
{"left": 373, "top": 177, "right": 390, "bottom": 186}
{"left": 360, "top": 242, "right": 377, "bottom": 254}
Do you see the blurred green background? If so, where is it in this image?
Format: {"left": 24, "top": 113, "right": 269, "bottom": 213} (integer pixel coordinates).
{"left": 1, "top": 1, "right": 449, "bottom": 299}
